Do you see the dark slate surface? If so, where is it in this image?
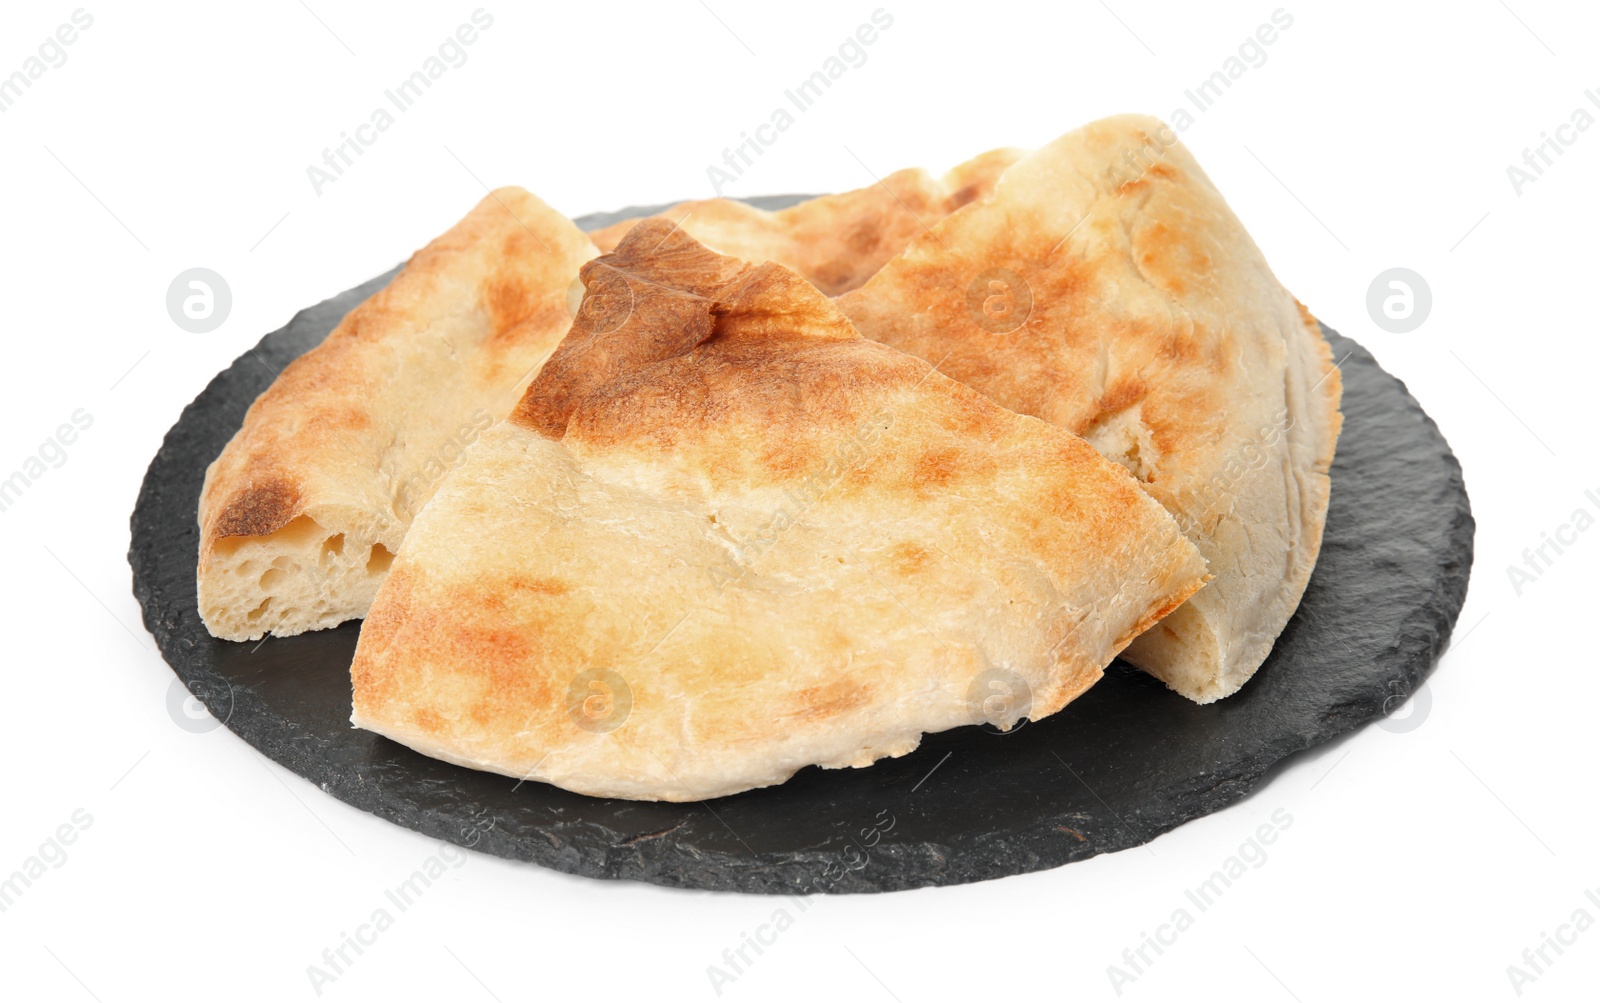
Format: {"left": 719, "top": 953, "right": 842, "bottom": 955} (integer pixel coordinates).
{"left": 128, "top": 198, "right": 1474, "bottom": 894}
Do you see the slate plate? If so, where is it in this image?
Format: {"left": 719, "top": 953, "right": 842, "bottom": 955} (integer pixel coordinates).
{"left": 128, "top": 197, "right": 1474, "bottom": 894}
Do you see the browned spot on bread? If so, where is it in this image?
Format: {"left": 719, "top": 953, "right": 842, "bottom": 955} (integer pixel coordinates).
{"left": 455, "top": 623, "right": 542, "bottom": 684}
{"left": 337, "top": 305, "right": 400, "bottom": 344}
{"left": 211, "top": 477, "right": 302, "bottom": 538}
{"left": 942, "top": 147, "right": 1027, "bottom": 210}
{"left": 485, "top": 297, "right": 568, "bottom": 362}
{"left": 414, "top": 707, "right": 446, "bottom": 734}
{"left": 888, "top": 541, "right": 931, "bottom": 577}
{"left": 914, "top": 446, "right": 966, "bottom": 488}
{"left": 376, "top": 590, "right": 552, "bottom": 733}
{"left": 946, "top": 184, "right": 984, "bottom": 210}
{"left": 466, "top": 639, "right": 555, "bottom": 729}
{"left": 484, "top": 275, "right": 539, "bottom": 334}
{"left": 506, "top": 575, "right": 569, "bottom": 597}
{"left": 1117, "top": 158, "right": 1181, "bottom": 195}
{"left": 1097, "top": 374, "right": 1148, "bottom": 414}
{"left": 936, "top": 383, "right": 1004, "bottom": 439}
{"left": 500, "top": 226, "right": 543, "bottom": 259}
{"left": 787, "top": 675, "right": 871, "bottom": 723}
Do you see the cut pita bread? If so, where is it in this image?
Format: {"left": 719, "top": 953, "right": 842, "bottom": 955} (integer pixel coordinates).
{"left": 197, "top": 188, "right": 598, "bottom": 642}
{"left": 349, "top": 221, "right": 1208, "bottom": 801}
{"left": 837, "top": 115, "right": 1343, "bottom": 703}
{"left": 586, "top": 148, "right": 1024, "bottom": 296}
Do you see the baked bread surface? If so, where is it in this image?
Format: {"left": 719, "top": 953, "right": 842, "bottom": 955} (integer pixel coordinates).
{"left": 349, "top": 221, "right": 1210, "bottom": 800}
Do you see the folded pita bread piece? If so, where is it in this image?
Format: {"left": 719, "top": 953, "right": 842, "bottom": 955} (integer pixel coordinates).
{"left": 586, "top": 147, "right": 1025, "bottom": 296}
{"left": 349, "top": 220, "right": 1209, "bottom": 801}
{"left": 197, "top": 189, "right": 598, "bottom": 642}
{"left": 837, "top": 114, "right": 1343, "bottom": 704}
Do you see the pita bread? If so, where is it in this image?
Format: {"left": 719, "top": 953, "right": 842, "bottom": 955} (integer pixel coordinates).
{"left": 586, "top": 148, "right": 1024, "bottom": 296}
{"left": 349, "top": 221, "right": 1208, "bottom": 801}
{"left": 197, "top": 188, "right": 598, "bottom": 641}
{"left": 837, "top": 115, "right": 1343, "bottom": 703}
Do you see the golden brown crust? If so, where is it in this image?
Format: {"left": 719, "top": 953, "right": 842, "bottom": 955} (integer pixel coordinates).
{"left": 586, "top": 149, "right": 1026, "bottom": 296}
{"left": 837, "top": 115, "right": 1343, "bottom": 702}
{"left": 512, "top": 223, "right": 753, "bottom": 438}
{"left": 350, "top": 222, "right": 1210, "bottom": 800}
{"left": 209, "top": 477, "right": 303, "bottom": 540}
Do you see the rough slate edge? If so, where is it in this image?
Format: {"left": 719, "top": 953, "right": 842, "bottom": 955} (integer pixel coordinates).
{"left": 128, "top": 198, "right": 1474, "bottom": 895}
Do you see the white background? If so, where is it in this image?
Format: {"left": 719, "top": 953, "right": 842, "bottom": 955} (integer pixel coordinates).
{"left": 1, "top": 1, "right": 1596, "bottom": 1000}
